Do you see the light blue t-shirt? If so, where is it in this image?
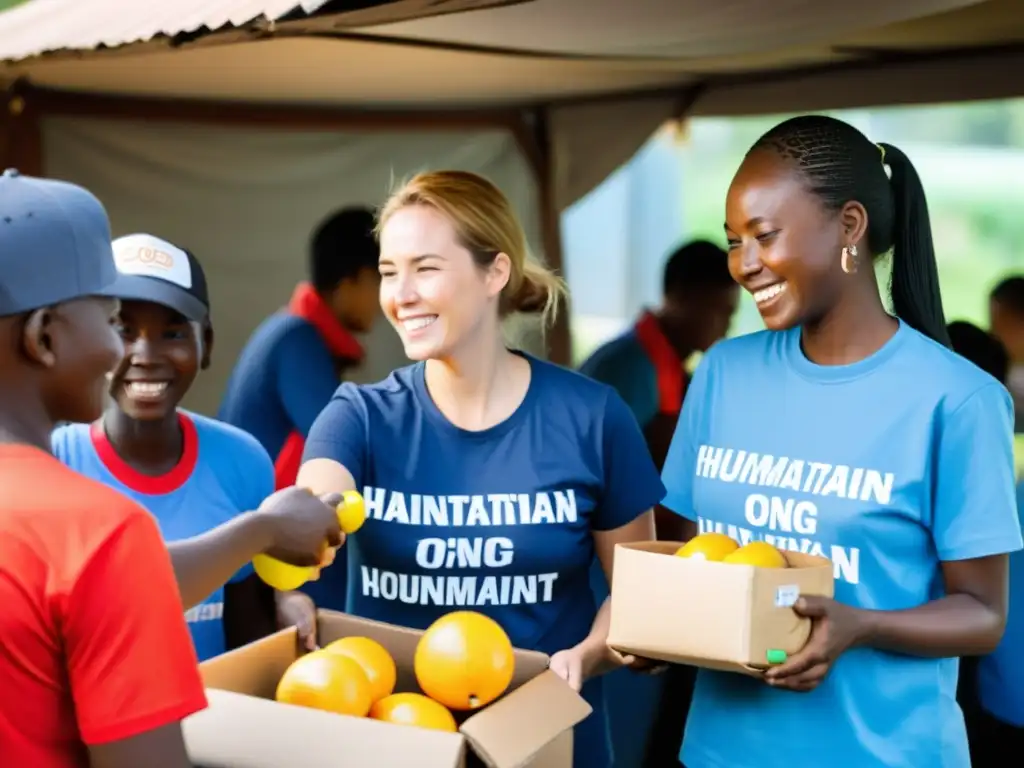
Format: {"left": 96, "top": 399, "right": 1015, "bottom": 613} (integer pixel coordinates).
{"left": 302, "top": 353, "right": 666, "bottom": 768}
{"left": 661, "top": 322, "right": 1023, "bottom": 768}
{"left": 52, "top": 411, "right": 275, "bottom": 662}
{"left": 976, "top": 480, "right": 1024, "bottom": 726}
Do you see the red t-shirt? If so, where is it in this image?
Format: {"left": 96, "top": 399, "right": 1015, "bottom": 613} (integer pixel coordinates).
{"left": 0, "top": 444, "right": 208, "bottom": 767}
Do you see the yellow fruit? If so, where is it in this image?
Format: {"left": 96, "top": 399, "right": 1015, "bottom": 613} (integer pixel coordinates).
{"left": 722, "top": 541, "right": 789, "bottom": 568}
{"left": 674, "top": 532, "right": 740, "bottom": 562}
{"left": 414, "top": 611, "right": 515, "bottom": 711}
{"left": 370, "top": 692, "right": 458, "bottom": 733}
{"left": 338, "top": 490, "right": 367, "bottom": 534}
{"left": 252, "top": 555, "right": 312, "bottom": 591}
{"left": 275, "top": 651, "right": 373, "bottom": 717}
{"left": 323, "top": 636, "right": 397, "bottom": 703}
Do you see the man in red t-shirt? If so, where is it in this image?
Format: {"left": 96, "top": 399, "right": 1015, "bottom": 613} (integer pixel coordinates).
{"left": 0, "top": 170, "right": 342, "bottom": 768}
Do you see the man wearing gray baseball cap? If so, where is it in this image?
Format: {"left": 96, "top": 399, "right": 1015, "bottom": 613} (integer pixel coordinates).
{"left": 0, "top": 171, "right": 341, "bottom": 768}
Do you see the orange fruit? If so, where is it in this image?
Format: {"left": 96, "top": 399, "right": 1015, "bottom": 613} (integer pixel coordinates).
{"left": 722, "top": 541, "right": 789, "bottom": 568}
{"left": 323, "top": 636, "right": 397, "bottom": 703}
{"left": 675, "top": 532, "right": 739, "bottom": 562}
{"left": 275, "top": 651, "right": 373, "bottom": 717}
{"left": 370, "top": 692, "right": 458, "bottom": 733}
{"left": 414, "top": 611, "right": 515, "bottom": 711}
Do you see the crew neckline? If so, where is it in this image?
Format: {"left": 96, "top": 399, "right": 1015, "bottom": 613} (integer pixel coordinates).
{"left": 90, "top": 412, "right": 199, "bottom": 495}
{"left": 413, "top": 350, "right": 540, "bottom": 441}
{"left": 785, "top": 318, "right": 911, "bottom": 384}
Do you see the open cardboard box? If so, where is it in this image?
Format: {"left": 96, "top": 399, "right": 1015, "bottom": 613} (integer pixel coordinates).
{"left": 606, "top": 541, "right": 835, "bottom": 676}
{"left": 183, "top": 610, "right": 592, "bottom": 768}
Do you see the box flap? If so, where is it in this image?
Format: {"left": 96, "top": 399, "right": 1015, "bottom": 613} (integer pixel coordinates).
{"left": 460, "top": 670, "right": 592, "bottom": 768}
{"left": 185, "top": 689, "right": 466, "bottom": 768}
{"left": 201, "top": 627, "right": 299, "bottom": 697}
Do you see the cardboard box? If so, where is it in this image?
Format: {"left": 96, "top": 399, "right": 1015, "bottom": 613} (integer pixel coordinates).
{"left": 606, "top": 541, "right": 835, "bottom": 676}
{"left": 183, "top": 610, "right": 592, "bottom": 768}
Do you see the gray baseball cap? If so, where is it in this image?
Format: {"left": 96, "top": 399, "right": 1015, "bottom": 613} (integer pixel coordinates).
{"left": 0, "top": 168, "right": 117, "bottom": 317}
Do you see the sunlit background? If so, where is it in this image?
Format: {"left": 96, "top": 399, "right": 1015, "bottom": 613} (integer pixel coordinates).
{"left": 565, "top": 99, "right": 1024, "bottom": 366}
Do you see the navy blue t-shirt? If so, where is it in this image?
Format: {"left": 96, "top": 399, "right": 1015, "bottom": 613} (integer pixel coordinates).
{"left": 302, "top": 353, "right": 665, "bottom": 768}
{"left": 218, "top": 311, "right": 339, "bottom": 462}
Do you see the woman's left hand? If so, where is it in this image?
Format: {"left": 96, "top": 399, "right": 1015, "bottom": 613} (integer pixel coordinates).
{"left": 550, "top": 643, "right": 666, "bottom": 691}
{"left": 549, "top": 646, "right": 589, "bottom": 691}
{"left": 763, "top": 595, "right": 867, "bottom": 692}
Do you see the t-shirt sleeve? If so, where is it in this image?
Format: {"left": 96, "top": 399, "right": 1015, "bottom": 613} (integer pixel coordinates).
{"left": 301, "top": 383, "right": 369, "bottom": 487}
{"left": 582, "top": 354, "right": 659, "bottom": 428}
{"left": 592, "top": 387, "right": 667, "bottom": 531}
{"left": 65, "top": 510, "right": 207, "bottom": 745}
{"left": 932, "top": 383, "right": 1024, "bottom": 561}
{"left": 275, "top": 325, "right": 343, "bottom": 437}
{"left": 660, "top": 352, "right": 712, "bottom": 521}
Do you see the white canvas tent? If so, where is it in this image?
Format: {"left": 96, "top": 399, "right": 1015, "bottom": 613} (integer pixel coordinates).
{"left": 0, "top": 0, "right": 1021, "bottom": 414}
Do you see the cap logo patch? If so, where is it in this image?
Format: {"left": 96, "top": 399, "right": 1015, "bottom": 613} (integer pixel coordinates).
{"left": 112, "top": 233, "right": 193, "bottom": 289}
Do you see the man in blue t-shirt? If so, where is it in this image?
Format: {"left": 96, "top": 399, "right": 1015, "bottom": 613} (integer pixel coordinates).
{"left": 947, "top": 321, "right": 1024, "bottom": 762}
{"left": 219, "top": 208, "right": 380, "bottom": 627}
{"left": 579, "top": 239, "right": 737, "bottom": 768}
{"left": 53, "top": 234, "right": 280, "bottom": 661}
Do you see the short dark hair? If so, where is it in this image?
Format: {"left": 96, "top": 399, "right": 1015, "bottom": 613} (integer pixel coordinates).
{"left": 948, "top": 320, "right": 1009, "bottom": 384}
{"left": 663, "top": 239, "right": 732, "bottom": 296}
{"left": 990, "top": 276, "right": 1024, "bottom": 314}
{"left": 309, "top": 207, "right": 379, "bottom": 293}
{"left": 750, "top": 115, "right": 950, "bottom": 348}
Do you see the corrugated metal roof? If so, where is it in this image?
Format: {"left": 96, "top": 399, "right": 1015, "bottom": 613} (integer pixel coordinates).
{"left": 0, "top": 0, "right": 332, "bottom": 61}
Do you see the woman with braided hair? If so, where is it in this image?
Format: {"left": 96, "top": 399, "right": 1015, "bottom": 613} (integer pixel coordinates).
{"left": 659, "top": 115, "right": 1022, "bottom": 767}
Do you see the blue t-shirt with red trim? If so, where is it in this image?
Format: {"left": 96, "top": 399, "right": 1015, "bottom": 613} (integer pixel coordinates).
{"left": 51, "top": 412, "right": 275, "bottom": 662}
{"left": 580, "top": 329, "right": 660, "bottom": 425}
{"left": 301, "top": 354, "right": 666, "bottom": 768}
{"left": 218, "top": 311, "right": 341, "bottom": 464}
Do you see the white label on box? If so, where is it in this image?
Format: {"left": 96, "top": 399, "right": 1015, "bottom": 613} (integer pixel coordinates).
{"left": 775, "top": 585, "right": 800, "bottom": 608}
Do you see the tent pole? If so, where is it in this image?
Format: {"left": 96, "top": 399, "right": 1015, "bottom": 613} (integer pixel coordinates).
{"left": 514, "top": 108, "right": 572, "bottom": 367}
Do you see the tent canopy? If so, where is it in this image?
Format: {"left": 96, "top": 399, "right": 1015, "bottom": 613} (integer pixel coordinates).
{"left": 0, "top": 0, "right": 1020, "bottom": 373}
{"left": 0, "top": 0, "right": 1020, "bottom": 112}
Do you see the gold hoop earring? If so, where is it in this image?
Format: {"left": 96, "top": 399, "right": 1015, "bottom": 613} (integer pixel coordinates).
{"left": 841, "top": 245, "right": 858, "bottom": 275}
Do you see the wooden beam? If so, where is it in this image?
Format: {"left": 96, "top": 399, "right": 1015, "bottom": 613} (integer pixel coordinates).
{"left": 22, "top": 82, "right": 527, "bottom": 134}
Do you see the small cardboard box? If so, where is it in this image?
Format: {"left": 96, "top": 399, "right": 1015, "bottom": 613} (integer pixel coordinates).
{"left": 183, "top": 610, "right": 592, "bottom": 768}
{"left": 607, "top": 541, "right": 835, "bottom": 676}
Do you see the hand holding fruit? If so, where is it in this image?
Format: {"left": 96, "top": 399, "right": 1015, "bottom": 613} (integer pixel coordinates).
{"left": 763, "top": 596, "right": 866, "bottom": 692}
{"left": 256, "top": 487, "right": 344, "bottom": 566}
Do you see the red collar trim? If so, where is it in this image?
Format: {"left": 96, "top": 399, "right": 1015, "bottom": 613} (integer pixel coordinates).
{"left": 288, "top": 282, "right": 365, "bottom": 361}
{"left": 90, "top": 412, "right": 199, "bottom": 495}
{"left": 634, "top": 310, "right": 685, "bottom": 414}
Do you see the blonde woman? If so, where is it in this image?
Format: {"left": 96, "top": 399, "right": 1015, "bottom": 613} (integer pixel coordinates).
{"left": 292, "top": 170, "right": 663, "bottom": 767}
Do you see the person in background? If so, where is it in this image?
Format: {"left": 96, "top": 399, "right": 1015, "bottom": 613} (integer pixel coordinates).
{"left": 294, "top": 170, "right": 665, "bottom": 768}
{"left": 218, "top": 207, "right": 380, "bottom": 640}
{"left": 989, "top": 276, "right": 1024, "bottom": 432}
{"left": 580, "top": 240, "right": 737, "bottom": 505}
{"left": 0, "top": 171, "right": 342, "bottom": 768}
{"left": 578, "top": 239, "right": 738, "bottom": 767}
{"left": 946, "top": 320, "right": 1024, "bottom": 763}
{"left": 52, "top": 234, "right": 280, "bottom": 660}
{"left": 662, "top": 116, "right": 1021, "bottom": 768}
